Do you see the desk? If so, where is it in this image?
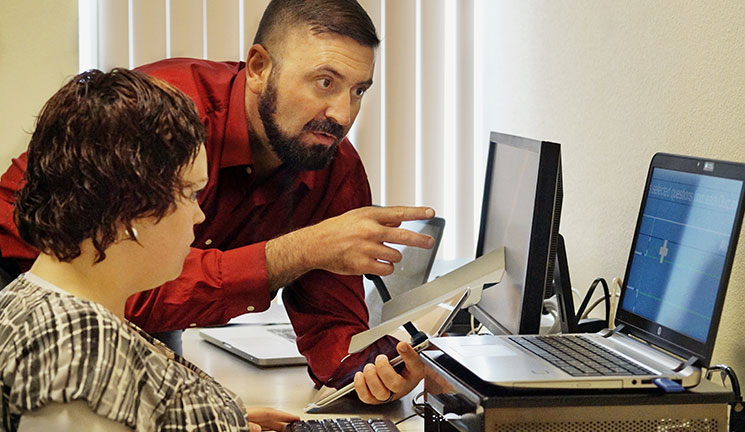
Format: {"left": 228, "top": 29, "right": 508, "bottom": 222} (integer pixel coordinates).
{"left": 182, "top": 328, "right": 424, "bottom": 431}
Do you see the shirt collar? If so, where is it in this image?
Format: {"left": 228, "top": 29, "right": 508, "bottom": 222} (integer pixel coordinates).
{"left": 220, "top": 65, "right": 253, "bottom": 168}
{"left": 24, "top": 271, "right": 70, "bottom": 296}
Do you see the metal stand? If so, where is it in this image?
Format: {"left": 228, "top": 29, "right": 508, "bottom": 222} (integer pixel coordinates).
{"left": 423, "top": 351, "right": 735, "bottom": 432}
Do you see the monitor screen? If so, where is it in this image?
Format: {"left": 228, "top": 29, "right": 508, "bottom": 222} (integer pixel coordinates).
{"left": 366, "top": 217, "right": 446, "bottom": 327}
{"left": 469, "top": 132, "right": 562, "bottom": 335}
{"left": 620, "top": 167, "right": 743, "bottom": 342}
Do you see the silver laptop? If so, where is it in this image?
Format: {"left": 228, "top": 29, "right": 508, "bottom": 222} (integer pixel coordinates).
{"left": 199, "top": 303, "right": 306, "bottom": 367}
{"left": 199, "top": 217, "right": 446, "bottom": 367}
{"left": 433, "top": 153, "right": 745, "bottom": 389}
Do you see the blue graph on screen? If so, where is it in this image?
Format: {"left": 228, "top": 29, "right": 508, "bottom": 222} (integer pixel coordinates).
{"left": 621, "top": 168, "right": 742, "bottom": 342}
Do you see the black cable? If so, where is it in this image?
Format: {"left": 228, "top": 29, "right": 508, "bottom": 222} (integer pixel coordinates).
{"left": 394, "top": 412, "right": 419, "bottom": 425}
{"left": 394, "top": 390, "right": 427, "bottom": 426}
{"left": 706, "top": 364, "right": 742, "bottom": 400}
{"left": 705, "top": 365, "right": 744, "bottom": 432}
{"left": 575, "top": 278, "right": 610, "bottom": 326}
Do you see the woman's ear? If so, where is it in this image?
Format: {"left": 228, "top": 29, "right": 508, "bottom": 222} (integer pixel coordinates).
{"left": 245, "top": 44, "right": 273, "bottom": 95}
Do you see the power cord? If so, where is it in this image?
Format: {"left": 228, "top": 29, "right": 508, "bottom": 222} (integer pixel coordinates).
{"left": 577, "top": 277, "right": 622, "bottom": 325}
{"left": 541, "top": 296, "right": 561, "bottom": 334}
{"left": 705, "top": 365, "right": 744, "bottom": 431}
{"left": 466, "top": 314, "right": 483, "bottom": 336}
{"left": 394, "top": 390, "right": 427, "bottom": 425}
{"left": 609, "top": 277, "right": 622, "bottom": 327}
{"left": 575, "top": 278, "right": 610, "bottom": 330}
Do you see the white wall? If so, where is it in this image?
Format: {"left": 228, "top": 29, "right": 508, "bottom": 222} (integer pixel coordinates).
{"left": 479, "top": 0, "right": 745, "bottom": 374}
{"left": 0, "top": 0, "right": 79, "bottom": 165}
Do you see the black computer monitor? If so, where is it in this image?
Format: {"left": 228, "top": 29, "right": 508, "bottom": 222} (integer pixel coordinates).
{"left": 469, "top": 132, "right": 563, "bottom": 335}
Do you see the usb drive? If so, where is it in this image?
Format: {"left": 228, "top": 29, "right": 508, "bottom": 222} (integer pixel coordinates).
{"left": 653, "top": 377, "right": 685, "bottom": 392}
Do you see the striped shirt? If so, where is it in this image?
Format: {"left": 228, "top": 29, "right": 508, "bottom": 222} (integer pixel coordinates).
{"left": 0, "top": 275, "right": 250, "bottom": 431}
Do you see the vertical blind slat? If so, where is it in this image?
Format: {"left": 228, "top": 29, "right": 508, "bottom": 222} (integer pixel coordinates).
{"left": 170, "top": 0, "right": 204, "bottom": 59}
{"left": 98, "top": 0, "right": 129, "bottom": 69}
{"left": 243, "top": 0, "right": 272, "bottom": 58}
{"left": 454, "top": 0, "right": 476, "bottom": 258}
{"left": 351, "top": 0, "right": 383, "bottom": 204}
{"left": 419, "top": 0, "right": 446, "bottom": 213}
{"left": 131, "top": 0, "right": 167, "bottom": 67}
{"left": 206, "top": 0, "right": 240, "bottom": 60}
{"left": 384, "top": 0, "right": 416, "bottom": 206}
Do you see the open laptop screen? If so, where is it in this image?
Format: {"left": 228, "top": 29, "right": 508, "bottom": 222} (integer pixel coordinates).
{"left": 621, "top": 167, "right": 743, "bottom": 342}
{"left": 617, "top": 153, "right": 745, "bottom": 365}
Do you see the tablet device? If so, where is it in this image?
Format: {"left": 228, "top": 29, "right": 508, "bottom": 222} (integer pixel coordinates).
{"left": 305, "top": 287, "right": 470, "bottom": 413}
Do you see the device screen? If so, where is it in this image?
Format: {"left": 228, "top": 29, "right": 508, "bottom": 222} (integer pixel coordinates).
{"left": 621, "top": 167, "right": 743, "bottom": 342}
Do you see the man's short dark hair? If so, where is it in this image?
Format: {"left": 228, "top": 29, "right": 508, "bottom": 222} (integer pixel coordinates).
{"left": 253, "top": 0, "right": 380, "bottom": 55}
{"left": 15, "top": 68, "right": 206, "bottom": 263}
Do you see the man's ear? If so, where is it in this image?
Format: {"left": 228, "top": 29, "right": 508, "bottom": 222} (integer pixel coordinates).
{"left": 245, "top": 44, "right": 273, "bottom": 95}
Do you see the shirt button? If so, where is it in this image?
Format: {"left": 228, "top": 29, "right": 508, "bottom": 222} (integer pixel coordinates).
{"left": 189, "top": 323, "right": 197, "bottom": 327}
{"left": 205, "top": 239, "right": 212, "bottom": 246}
{"left": 247, "top": 306, "right": 255, "bottom": 312}
{"left": 246, "top": 166, "right": 253, "bottom": 175}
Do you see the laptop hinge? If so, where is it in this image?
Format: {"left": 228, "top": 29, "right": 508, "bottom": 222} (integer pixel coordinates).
{"left": 602, "top": 324, "right": 625, "bottom": 338}
{"left": 673, "top": 355, "right": 700, "bottom": 373}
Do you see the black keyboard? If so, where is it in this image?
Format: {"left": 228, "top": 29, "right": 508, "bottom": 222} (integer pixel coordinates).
{"left": 509, "top": 335, "right": 655, "bottom": 377}
{"left": 283, "top": 418, "right": 399, "bottom": 432}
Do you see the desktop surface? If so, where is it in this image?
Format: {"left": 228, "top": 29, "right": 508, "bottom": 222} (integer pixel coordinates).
{"left": 182, "top": 329, "right": 423, "bottom": 430}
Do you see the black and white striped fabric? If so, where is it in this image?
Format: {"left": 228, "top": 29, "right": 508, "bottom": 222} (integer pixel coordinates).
{"left": 0, "top": 276, "right": 250, "bottom": 431}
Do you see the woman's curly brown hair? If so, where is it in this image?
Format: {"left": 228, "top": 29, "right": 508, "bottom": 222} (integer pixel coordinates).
{"left": 15, "top": 68, "right": 206, "bottom": 263}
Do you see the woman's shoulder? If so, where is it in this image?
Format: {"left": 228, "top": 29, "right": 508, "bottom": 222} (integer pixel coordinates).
{"left": 0, "top": 277, "right": 130, "bottom": 350}
{"left": 0, "top": 278, "right": 159, "bottom": 427}
{"left": 0, "top": 276, "right": 249, "bottom": 430}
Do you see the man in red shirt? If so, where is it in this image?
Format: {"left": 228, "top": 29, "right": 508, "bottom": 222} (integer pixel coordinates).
{"left": 0, "top": 0, "right": 430, "bottom": 405}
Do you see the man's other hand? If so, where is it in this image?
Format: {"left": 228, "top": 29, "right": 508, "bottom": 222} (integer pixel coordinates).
{"left": 352, "top": 342, "right": 426, "bottom": 404}
{"left": 266, "top": 206, "right": 435, "bottom": 289}
{"left": 307, "top": 206, "right": 436, "bottom": 276}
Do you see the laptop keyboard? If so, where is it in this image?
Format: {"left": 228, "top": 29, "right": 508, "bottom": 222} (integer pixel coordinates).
{"left": 509, "top": 335, "right": 655, "bottom": 377}
{"left": 283, "top": 418, "right": 399, "bottom": 432}
{"left": 267, "top": 326, "right": 297, "bottom": 342}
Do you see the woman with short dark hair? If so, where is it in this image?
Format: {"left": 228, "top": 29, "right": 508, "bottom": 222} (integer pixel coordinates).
{"left": 0, "top": 68, "right": 297, "bottom": 431}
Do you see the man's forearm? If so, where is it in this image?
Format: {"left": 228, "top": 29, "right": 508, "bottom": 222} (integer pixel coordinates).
{"left": 265, "top": 227, "right": 315, "bottom": 293}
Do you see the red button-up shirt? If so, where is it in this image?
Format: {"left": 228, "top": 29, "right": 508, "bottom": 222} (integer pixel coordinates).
{"left": 0, "top": 58, "right": 396, "bottom": 386}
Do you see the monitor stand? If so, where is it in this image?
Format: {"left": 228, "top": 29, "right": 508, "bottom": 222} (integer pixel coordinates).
{"left": 553, "top": 233, "right": 607, "bottom": 333}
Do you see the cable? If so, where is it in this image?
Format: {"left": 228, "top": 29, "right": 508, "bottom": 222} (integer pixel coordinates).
{"left": 576, "top": 278, "right": 610, "bottom": 327}
{"left": 395, "top": 390, "right": 427, "bottom": 425}
{"left": 541, "top": 296, "right": 561, "bottom": 334}
{"left": 394, "top": 413, "right": 419, "bottom": 425}
{"left": 609, "top": 277, "right": 622, "bottom": 327}
{"left": 706, "top": 364, "right": 742, "bottom": 400}
{"left": 705, "top": 364, "right": 744, "bottom": 431}
{"left": 580, "top": 277, "right": 622, "bottom": 323}
{"left": 466, "top": 314, "right": 483, "bottom": 336}
{"left": 580, "top": 297, "right": 606, "bottom": 319}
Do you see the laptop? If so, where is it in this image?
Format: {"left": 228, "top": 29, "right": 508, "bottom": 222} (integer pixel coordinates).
{"left": 199, "top": 303, "right": 306, "bottom": 367}
{"left": 432, "top": 152, "right": 745, "bottom": 389}
{"left": 199, "top": 217, "right": 446, "bottom": 367}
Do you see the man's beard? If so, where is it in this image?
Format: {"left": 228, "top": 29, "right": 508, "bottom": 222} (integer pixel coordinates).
{"left": 258, "top": 78, "right": 344, "bottom": 171}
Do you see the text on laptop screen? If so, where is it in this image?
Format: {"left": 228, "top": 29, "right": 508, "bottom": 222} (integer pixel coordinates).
{"left": 621, "top": 167, "right": 743, "bottom": 342}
